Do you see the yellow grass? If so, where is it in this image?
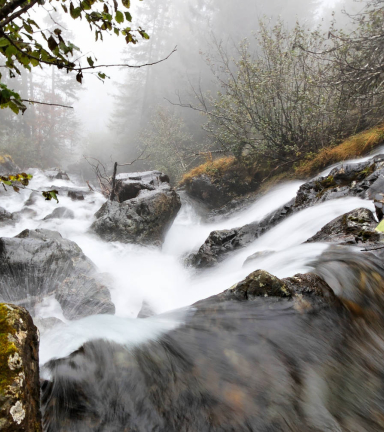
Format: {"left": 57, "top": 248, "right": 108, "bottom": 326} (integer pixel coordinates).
{"left": 179, "top": 156, "right": 236, "bottom": 186}
{"left": 295, "top": 124, "right": 384, "bottom": 178}
{"left": 180, "top": 124, "right": 384, "bottom": 189}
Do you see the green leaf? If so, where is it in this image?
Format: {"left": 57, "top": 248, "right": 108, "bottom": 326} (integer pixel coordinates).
{"left": 87, "top": 56, "right": 94, "bottom": 67}
{"left": 0, "top": 38, "right": 9, "bottom": 47}
{"left": 121, "top": 0, "right": 130, "bottom": 8}
{"left": 42, "top": 190, "right": 59, "bottom": 203}
{"left": 48, "top": 35, "right": 58, "bottom": 51}
{"left": 115, "top": 10, "right": 124, "bottom": 23}
{"left": 124, "top": 11, "right": 132, "bottom": 21}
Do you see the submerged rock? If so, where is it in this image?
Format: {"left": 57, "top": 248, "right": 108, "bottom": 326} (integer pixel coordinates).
{"left": 67, "top": 190, "right": 84, "bottom": 201}
{"left": 91, "top": 171, "right": 181, "bottom": 245}
{"left": 24, "top": 191, "right": 40, "bottom": 207}
{"left": 0, "top": 207, "right": 14, "bottom": 226}
{"left": 44, "top": 168, "right": 70, "bottom": 181}
{"left": 0, "top": 229, "right": 114, "bottom": 320}
{"left": 0, "top": 303, "right": 41, "bottom": 431}
{"left": 306, "top": 207, "right": 381, "bottom": 245}
{"left": 43, "top": 207, "right": 75, "bottom": 220}
{"left": 243, "top": 250, "right": 275, "bottom": 267}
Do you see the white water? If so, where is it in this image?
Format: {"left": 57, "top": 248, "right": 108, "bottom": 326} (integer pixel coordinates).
{"left": 0, "top": 165, "right": 376, "bottom": 364}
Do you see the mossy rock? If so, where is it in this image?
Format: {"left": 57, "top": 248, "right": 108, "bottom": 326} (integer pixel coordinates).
{"left": 224, "top": 270, "right": 291, "bottom": 301}
{"left": 0, "top": 304, "right": 41, "bottom": 431}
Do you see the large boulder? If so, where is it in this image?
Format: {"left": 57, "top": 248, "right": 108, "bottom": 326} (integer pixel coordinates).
{"left": 91, "top": 171, "right": 181, "bottom": 245}
{"left": 188, "top": 154, "right": 384, "bottom": 269}
{"left": 0, "top": 229, "right": 114, "bottom": 320}
{"left": 0, "top": 303, "right": 41, "bottom": 431}
{"left": 306, "top": 208, "right": 381, "bottom": 245}
{"left": 42, "top": 266, "right": 353, "bottom": 431}
{"left": 113, "top": 170, "right": 170, "bottom": 202}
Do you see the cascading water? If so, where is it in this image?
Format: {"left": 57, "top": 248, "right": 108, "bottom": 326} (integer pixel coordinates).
{"left": 0, "top": 153, "right": 382, "bottom": 431}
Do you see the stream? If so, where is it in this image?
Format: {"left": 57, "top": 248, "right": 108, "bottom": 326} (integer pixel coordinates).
{"left": 0, "top": 153, "right": 383, "bottom": 430}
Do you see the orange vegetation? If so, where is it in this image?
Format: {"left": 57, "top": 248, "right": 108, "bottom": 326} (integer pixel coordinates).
{"left": 179, "top": 156, "right": 236, "bottom": 186}
{"left": 295, "top": 124, "right": 384, "bottom": 178}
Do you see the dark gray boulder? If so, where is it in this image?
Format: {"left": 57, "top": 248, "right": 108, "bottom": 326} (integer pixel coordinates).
{"left": 114, "top": 170, "right": 170, "bottom": 202}
{"left": 306, "top": 208, "right": 381, "bottom": 245}
{"left": 91, "top": 171, "right": 181, "bottom": 245}
{"left": 187, "top": 199, "right": 295, "bottom": 268}
{"left": 43, "top": 207, "right": 75, "bottom": 220}
{"left": 0, "top": 303, "right": 41, "bottom": 432}
{"left": 0, "top": 229, "right": 114, "bottom": 320}
{"left": 188, "top": 155, "right": 384, "bottom": 269}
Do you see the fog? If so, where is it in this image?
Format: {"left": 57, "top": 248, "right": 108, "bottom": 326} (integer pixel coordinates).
{"left": 0, "top": 0, "right": 362, "bottom": 175}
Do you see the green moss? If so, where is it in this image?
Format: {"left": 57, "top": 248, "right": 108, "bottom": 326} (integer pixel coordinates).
{"left": 320, "top": 175, "right": 336, "bottom": 188}
{"left": 0, "top": 304, "right": 18, "bottom": 395}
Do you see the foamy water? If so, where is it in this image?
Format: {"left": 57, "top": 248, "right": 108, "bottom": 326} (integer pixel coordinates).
{"left": 0, "top": 165, "right": 375, "bottom": 364}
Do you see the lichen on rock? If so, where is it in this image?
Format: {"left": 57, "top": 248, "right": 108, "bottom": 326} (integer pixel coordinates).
{"left": 0, "top": 303, "right": 41, "bottom": 431}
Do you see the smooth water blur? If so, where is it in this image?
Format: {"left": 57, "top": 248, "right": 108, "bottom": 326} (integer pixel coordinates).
{"left": 0, "top": 167, "right": 375, "bottom": 365}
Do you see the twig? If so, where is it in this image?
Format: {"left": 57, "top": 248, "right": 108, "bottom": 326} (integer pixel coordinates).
{"left": 21, "top": 99, "right": 73, "bottom": 109}
{"left": 361, "top": 245, "right": 384, "bottom": 252}
{"left": 86, "top": 181, "right": 94, "bottom": 192}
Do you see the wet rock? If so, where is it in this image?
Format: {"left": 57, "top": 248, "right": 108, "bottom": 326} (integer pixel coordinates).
{"left": 91, "top": 172, "right": 181, "bottom": 246}
{"left": 42, "top": 267, "right": 348, "bottom": 432}
{"left": 137, "top": 301, "right": 156, "bottom": 318}
{"left": 0, "top": 155, "right": 20, "bottom": 176}
{"left": 12, "top": 208, "right": 37, "bottom": 221}
{"left": 0, "top": 207, "right": 14, "bottom": 226}
{"left": 0, "top": 229, "right": 115, "bottom": 320}
{"left": 243, "top": 250, "right": 275, "bottom": 267}
{"left": 43, "top": 207, "right": 75, "bottom": 220}
{"left": 184, "top": 170, "right": 257, "bottom": 211}
{"left": 114, "top": 171, "right": 169, "bottom": 203}
{"left": 295, "top": 155, "right": 384, "bottom": 208}
{"left": 187, "top": 199, "right": 295, "bottom": 268}
{"left": 33, "top": 316, "right": 64, "bottom": 333}
{"left": 56, "top": 274, "right": 114, "bottom": 320}
{"left": 306, "top": 208, "right": 381, "bottom": 245}
{"left": 24, "top": 191, "right": 40, "bottom": 207}
{"left": 0, "top": 303, "right": 41, "bottom": 431}
{"left": 189, "top": 155, "right": 384, "bottom": 269}
{"left": 44, "top": 168, "right": 70, "bottom": 181}
{"left": 68, "top": 190, "right": 84, "bottom": 201}
{"left": 219, "top": 270, "right": 291, "bottom": 301}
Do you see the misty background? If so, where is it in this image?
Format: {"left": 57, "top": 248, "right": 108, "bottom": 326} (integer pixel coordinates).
{"left": 0, "top": 0, "right": 363, "bottom": 181}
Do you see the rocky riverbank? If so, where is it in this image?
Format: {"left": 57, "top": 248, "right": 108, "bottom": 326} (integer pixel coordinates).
{"left": 1, "top": 152, "right": 384, "bottom": 431}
